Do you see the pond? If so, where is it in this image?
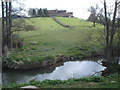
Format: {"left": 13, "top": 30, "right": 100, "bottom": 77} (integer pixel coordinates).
{"left": 2, "top": 60, "right": 106, "bottom": 85}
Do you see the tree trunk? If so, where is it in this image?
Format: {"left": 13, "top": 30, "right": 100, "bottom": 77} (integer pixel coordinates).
{"left": 2, "top": 1, "right": 5, "bottom": 55}
{"left": 93, "top": 22, "right": 96, "bottom": 27}
{"left": 8, "top": 2, "right": 12, "bottom": 50}
{"left": 104, "top": 1, "right": 109, "bottom": 47}
{"left": 109, "top": 1, "right": 117, "bottom": 47}
{"left": 6, "top": 2, "right": 9, "bottom": 49}
{"left": 105, "top": 46, "right": 113, "bottom": 62}
{"left": 2, "top": 1, "right": 12, "bottom": 56}
{"left": 103, "top": 0, "right": 118, "bottom": 62}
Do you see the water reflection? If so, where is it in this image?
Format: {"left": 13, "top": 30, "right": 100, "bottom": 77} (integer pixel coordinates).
{"left": 118, "top": 57, "right": 120, "bottom": 64}
{"left": 36, "top": 61, "right": 106, "bottom": 81}
{"left": 3, "top": 60, "right": 106, "bottom": 85}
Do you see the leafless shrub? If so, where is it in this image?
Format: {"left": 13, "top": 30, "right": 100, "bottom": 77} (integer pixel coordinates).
{"left": 25, "top": 25, "right": 36, "bottom": 31}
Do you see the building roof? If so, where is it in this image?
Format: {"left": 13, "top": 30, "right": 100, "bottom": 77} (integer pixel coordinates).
{"left": 48, "top": 9, "right": 73, "bottom": 17}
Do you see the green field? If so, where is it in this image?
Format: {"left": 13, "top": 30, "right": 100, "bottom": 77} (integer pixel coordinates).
{"left": 9, "top": 17, "right": 104, "bottom": 63}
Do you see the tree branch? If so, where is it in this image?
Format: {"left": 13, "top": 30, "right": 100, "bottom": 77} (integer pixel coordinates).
{"left": 95, "top": 37, "right": 105, "bottom": 46}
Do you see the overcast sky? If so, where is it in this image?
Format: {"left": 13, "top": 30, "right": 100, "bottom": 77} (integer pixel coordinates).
{"left": 0, "top": 0, "right": 117, "bottom": 19}
{"left": 22, "top": 0, "right": 104, "bottom": 19}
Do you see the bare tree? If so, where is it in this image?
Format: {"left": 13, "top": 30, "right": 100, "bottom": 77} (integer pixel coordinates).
{"left": 1, "top": 0, "right": 25, "bottom": 56}
{"left": 1, "top": 0, "right": 12, "bottom": 56}
{"left": 89, "top": 0, "right": 120, "bottom": 61}
{"left": 88, "top": 4, "right": 99, "bottom": 27}
{"left": 104, "top": 0, "right": 119, "bottom": 61}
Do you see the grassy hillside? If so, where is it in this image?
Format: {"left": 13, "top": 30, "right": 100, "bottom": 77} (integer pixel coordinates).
{"left": 56, "top": 17, "right": 103, "bottom": 28}
{"left": 8, "top": 17, "right": 104, "bottom": 63}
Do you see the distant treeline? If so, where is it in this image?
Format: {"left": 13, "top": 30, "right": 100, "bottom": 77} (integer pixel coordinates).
{"left": 28, "top": 8, "right": 49, "bottom": 17}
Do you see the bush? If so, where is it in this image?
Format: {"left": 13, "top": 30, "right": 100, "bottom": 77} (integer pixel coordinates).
{"left": 107, "top": 73, "right": 119, "bottom": 78}
{"left": 91, "top": 76, "right": 103, "bottom": 82}
{"left": 25, "top": 25, "right": 36, "bottom": 31}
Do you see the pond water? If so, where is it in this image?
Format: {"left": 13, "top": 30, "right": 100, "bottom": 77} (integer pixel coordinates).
{"left": 2, "top": 60, "right": 106, "bottom": 85}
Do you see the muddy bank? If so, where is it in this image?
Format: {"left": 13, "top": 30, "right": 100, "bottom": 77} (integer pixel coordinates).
{"left": 3, "top": 55, "right": 70, "bottom": 70}
{"left": 2, "top": 55, "right": 100, "bottom": 70}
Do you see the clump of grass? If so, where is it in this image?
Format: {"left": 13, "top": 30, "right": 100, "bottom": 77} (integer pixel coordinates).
{"left": 8, "top": 54, "right": 54, "bottom": 64}
{"left": 42, "top": 80, "right": 66, "bottom": 85}
{"left": 68, "top": 76, "right": 103, "bottom": 82}
{"left": 67, "top": 46, "right": 99, "bottom": 58}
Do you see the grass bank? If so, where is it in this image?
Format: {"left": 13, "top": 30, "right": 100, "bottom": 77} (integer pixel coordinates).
{"left": 3, "top": 17, "right": 105, "bottom": 69}
{"left": 3, "top": 73, "right": 119, "bottom": 88}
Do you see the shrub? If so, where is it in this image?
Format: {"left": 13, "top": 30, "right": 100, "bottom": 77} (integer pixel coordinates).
{"left": 91, "top": 76, "right": 103, "bottom": 82}
{"left": 107, "top": 73, "right": 119, "bottom": 78}
{"left": 31, "top": 47, "right": 36, "bottom": 50}
{"left": 25, "top": 25, "right": 36, "bottom": 31}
